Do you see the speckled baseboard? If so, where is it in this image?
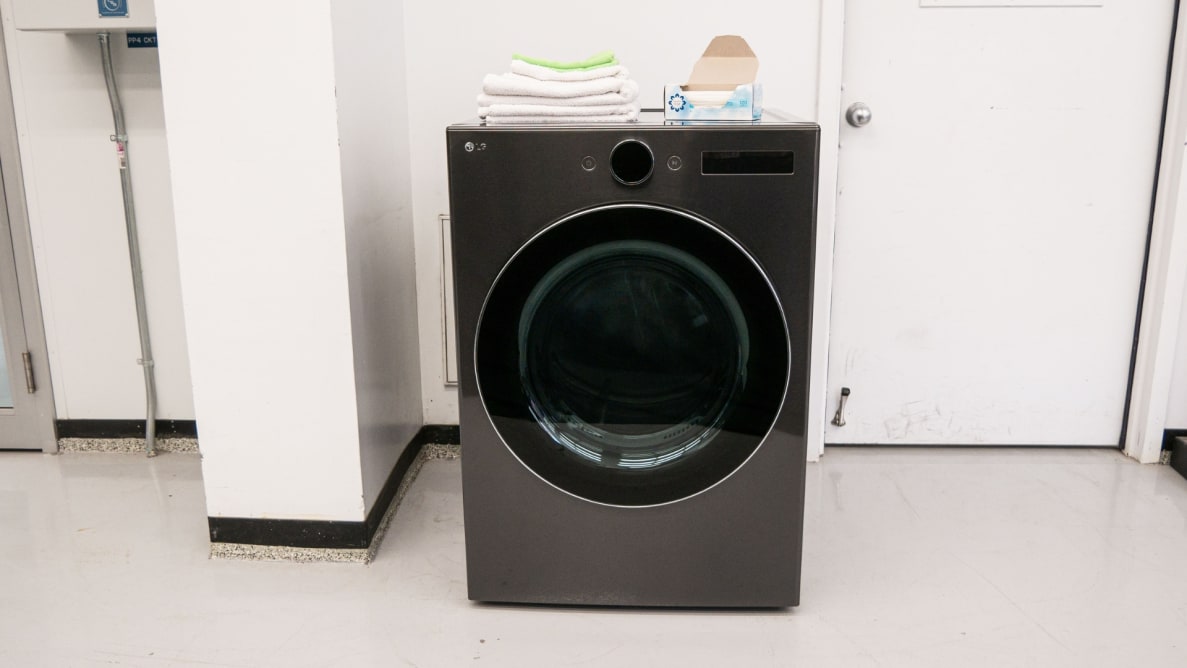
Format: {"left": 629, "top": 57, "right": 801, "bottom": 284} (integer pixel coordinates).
{"left": 422, "top": 442, "right": 460, "bottom": 460}
{"left": 208, "top": 441, "right": 450, "bottom": 564}
{"left": 210, "top": 542, "right": 370, "bottom": 564}
{"left": 58, "top": 437, "right": 200, "bottom": 454}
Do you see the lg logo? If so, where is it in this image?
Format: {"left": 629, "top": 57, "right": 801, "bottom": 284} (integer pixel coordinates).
{"left": 464, "top": 141, "right": 488, "bottom": 153}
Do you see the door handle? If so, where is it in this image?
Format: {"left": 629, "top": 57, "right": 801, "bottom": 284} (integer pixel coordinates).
{"left": 845, "top": 102, "right": 872, "bottom": 128}
{"left": 21, "top": 352, "right": 35, "bottom": 393}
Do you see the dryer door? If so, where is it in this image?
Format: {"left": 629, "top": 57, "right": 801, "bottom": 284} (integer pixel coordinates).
{"left": 476, "top": 205, "right": 789, "bottom": 507}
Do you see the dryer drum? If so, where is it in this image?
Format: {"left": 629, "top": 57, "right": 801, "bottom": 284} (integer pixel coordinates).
{"left": 475, "top": 204, "right": 790, "bottom": 507}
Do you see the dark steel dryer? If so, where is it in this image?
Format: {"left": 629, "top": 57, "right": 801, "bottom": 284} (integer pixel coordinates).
{"left": 446, "top": 111, "right": 819, "bottom": 607}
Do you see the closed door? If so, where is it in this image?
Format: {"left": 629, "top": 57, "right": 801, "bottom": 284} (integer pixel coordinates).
{"left": 827, "top": 1, "right": 1176, "bottom": 445}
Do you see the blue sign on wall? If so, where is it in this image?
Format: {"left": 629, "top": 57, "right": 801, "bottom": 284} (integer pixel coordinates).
{"left": 127, "top": 32, "right": 157, "bottom": 49}
{"left": 98, "top": 0, "right": 129, "bottom": 19}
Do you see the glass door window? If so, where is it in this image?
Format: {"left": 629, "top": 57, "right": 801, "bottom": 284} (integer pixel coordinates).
{"left": 0, "top": 322, "right": 11, "bottom": 408}
{"left": 476, "top": 205, "right": 790, "bottom": 507}
{"left": 519, "top": 239, "right": 749, "bottom": 471}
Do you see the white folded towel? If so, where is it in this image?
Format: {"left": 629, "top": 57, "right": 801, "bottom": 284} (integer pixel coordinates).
{"left": 477, "top": 80, "right": 639, "bottom": 108}
{"left": 485, "top": 115, "right": 638, "bottom": 125}
{"left": 510, "top": 59, "right": 628, "bottom": 82}
{"left": 482, "top": 73, "right": 626, "bottom": 99}
{"left": 484, "top": 109, "right": 640, "bottom": 125}
{"left": 480, "top": 102, "right": 640, "bottom": 118}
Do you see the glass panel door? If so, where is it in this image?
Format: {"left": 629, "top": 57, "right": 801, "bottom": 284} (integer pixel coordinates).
{"left": 0, "top": 320, "right": 12, "bottom": 408}
{"left": 0, "top": 21, "right": 54, "bottom": 450}
{"left": 0, "top": 196, "right": 54, "bottom": 450}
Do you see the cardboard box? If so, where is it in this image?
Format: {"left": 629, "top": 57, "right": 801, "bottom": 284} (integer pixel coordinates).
{"left": 665, "top": 35, "right": 763, "bottom": 121}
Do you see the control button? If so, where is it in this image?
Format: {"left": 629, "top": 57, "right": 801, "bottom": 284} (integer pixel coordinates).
{"left": 581, "top": 156, "right": 597, "bottom": 171}
{"left": 667, "top": 155, "right": 683, "bottom": 171}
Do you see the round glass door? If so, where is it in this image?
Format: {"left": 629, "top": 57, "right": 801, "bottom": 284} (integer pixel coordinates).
{"left": 476, "top": 205, "right": 789, "bottom": 506}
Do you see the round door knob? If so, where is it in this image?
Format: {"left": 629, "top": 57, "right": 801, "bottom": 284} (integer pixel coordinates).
{"left": 846, "top": 102, "right": 872, "bottom": 128}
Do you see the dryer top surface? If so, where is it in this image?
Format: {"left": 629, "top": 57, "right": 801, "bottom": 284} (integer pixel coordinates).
{"left": 450, "top": 109, "right": 817, "bottom": 130}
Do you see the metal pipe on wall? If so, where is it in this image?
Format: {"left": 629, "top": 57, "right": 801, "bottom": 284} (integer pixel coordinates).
{"left": 98, "top": 32, "right": 157, "bottom": 456}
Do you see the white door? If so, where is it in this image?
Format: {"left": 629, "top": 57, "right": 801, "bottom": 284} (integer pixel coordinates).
{"left": 826, "top": 0, "right": 1176, "bottom": 445}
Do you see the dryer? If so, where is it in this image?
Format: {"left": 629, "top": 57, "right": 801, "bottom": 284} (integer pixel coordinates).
{"left": 446, "top": 111, "right": 818, "bottom": 607}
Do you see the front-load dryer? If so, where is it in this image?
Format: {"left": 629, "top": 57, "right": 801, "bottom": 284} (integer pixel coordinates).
{"left": 446, "top": 111, "right": 818, "bottom": 607}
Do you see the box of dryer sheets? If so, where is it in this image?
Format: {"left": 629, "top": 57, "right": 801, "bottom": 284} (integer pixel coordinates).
{"left": 665, "top": 35, "right": 763, "bottom": 121}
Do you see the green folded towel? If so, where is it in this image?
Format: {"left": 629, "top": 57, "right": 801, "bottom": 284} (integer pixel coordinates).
{"left": 512, "top": 50, "right": 618, "bottom": 71}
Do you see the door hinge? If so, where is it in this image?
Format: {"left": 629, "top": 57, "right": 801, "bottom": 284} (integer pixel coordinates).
{"left": 21, "top": 352, "right": 35, "bottom": 394}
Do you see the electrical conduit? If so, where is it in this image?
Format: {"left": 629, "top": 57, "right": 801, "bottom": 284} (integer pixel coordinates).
{"left": 98, "top": 32, "right": 157, "bottom": 456}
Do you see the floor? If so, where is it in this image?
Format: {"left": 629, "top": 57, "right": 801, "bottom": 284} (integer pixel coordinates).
{"left": 2, "top": 448, "right": 1187, "bottom": 667}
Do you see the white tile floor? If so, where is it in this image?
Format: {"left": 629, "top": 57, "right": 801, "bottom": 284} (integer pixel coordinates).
{"left": 2, "top": 448, "right": 1187, "bottom": 666}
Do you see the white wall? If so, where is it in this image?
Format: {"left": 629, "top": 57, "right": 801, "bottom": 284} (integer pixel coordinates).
{"left": 1, "top": 1, "right": 193, "bottom": 419}
{"left": 11, "top": 0, "right": 155, "bottom": 31}
{"left": 401, "top": 1, "right": 824, "bottom": 423}
{"left": 329, "top": 0, "right": 424, "bottom": 511}
{"left": 2, "top": 0, "right": 824, "bottom": 428}
{"left": 156, "top": 0, "right": 365, "bottom": 521}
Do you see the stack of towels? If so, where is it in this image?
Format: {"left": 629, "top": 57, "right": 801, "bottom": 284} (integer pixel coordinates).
{"left": 478, "top": 51, "right": 640, "bottom": 124}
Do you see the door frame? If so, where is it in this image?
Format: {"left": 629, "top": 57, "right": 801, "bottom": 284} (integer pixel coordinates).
{"left": 808, "top": 0, "right": 846, "bottom": 460}
{"left": 812, "top": 0, "right": 1186, "bottom": 462}
{"left": 0, "top": 16, "right": 55, "bottom": 452}
{"left": 1124, "top": 1, "right": 1187, "bottom": 463}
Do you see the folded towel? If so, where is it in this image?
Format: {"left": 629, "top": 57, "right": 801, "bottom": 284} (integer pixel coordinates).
{"left": 477, "top": 80, "right": 639, "bottom": 108}
{"left": 484, "top": 112, "right": 639, "bottom": 125}
{"left": 480, "top": 102, "right": 640, "bottom": 119}
{"left": 482, "top": 73, "right": 626, "bottom": 98}
{"left": 510, "top": 59, "right": 627, "bottom": 82}
{"left": 512, "top": 50, "right": 617, "bottom": 71}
